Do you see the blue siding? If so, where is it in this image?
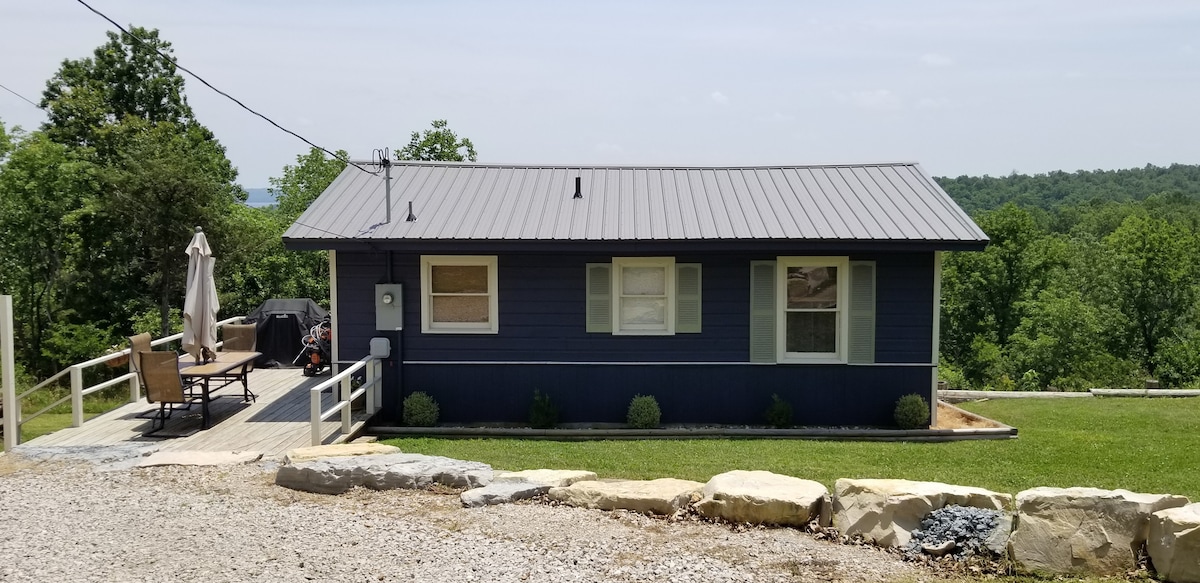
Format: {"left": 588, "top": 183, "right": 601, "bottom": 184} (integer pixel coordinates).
{"left": 332, "top": 248, "right": 937, "bottom": 426}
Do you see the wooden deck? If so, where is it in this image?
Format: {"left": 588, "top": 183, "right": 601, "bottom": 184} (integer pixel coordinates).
{"left": 21, "top": 368, "right": 371, "bottom": 456}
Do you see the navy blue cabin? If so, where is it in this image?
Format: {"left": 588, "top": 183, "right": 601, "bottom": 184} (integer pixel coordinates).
{"left": 284, "top": 162, "right": 987, "bottom": 427}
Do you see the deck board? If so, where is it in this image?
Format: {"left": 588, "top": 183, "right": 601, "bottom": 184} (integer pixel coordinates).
{"left": 20, "top": 368, "right": 371, "bottom": 456}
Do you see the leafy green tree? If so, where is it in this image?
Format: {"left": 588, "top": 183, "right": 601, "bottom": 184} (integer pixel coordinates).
{"left": 397, "top": 119, "right": 477, "bottom": 162}
{"left": 0, "top": 129, "right": 98, "bottom": 374}
{"left": 40, "top": 26, "right": 193, "bottom": 150}
{"left": 272, "top": 147, "right": 348, "bottom": 221}
{"left": 1102, "top": 214, "right": 1199, "bottom": 374}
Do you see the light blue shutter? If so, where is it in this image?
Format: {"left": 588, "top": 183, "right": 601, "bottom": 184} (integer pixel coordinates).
{"left": 586, "top": 263, "right": 612, "bottom": 333}
{"left": 676, "top": 264, "right": 702, "bottom": 333}
{"left": 749, "top": 261, "right": 776, "bottom": 363}
{"left": 847, "top": 261, "right": 876, "bottom": 364}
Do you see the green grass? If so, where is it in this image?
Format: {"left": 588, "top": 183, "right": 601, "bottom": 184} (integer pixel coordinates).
{"left": 383, "top": 397, "right": 1200, "bottom": 499}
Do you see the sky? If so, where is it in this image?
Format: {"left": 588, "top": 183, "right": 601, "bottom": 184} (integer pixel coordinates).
{"left": 2, "top": 0, "right": 1199, "bottom": 188}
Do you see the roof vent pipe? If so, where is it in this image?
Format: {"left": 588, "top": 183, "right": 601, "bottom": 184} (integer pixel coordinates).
{"left": 573, "top": 176, "right": 582, "bottom": 199}
{"left": 405, "top": 201, "right": 417, "bottom": 222}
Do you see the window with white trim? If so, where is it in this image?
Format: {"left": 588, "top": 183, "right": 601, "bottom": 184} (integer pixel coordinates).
{"left": 777, "top": 257, "right": 849, "bottom": 362}
{"left": 420, "top": 255, "right": 498, "bottom": 334}
{"left": 613, "top": 257, "right": 675, "bottom": 335}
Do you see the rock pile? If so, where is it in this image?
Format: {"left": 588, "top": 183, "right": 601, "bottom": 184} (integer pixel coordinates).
{"left": 901, "top": 505, "right": 1005, "bottom": 561}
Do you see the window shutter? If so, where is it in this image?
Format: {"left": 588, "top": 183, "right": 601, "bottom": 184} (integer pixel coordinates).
{"left": 675, "top": 264, "right": 702, "bottom": 333}
{"left": 586, "top": 263, "right": 612, "bottom": 333}
{"left": 749, "top": 261, "right": 776, "bottom": 363}
{"left": 847, "top": 261, "right": 876, "bottom": 364}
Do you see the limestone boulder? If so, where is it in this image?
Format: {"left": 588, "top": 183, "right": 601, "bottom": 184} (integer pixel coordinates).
{"left": 275, "top": 453, "right": 492, "bottom": 495}
{"left": 494, "top": 469, "right": 597, "bottom": 487}
{"left": 695, "top": 470, "right": 829, "bottom": 527}
{"left": 1149, "top": 503, "right": 1200, "bottom": 583}
{"left": 548, "top": 478, "right": 703, "bottom": 515}
{"left": 832, "top": 478, "right": 1013, "bottom": 547}
{"left": 1009, "top": 487, "right": 1189, "bottom": 576}
{"left": 138, "top": 450, "right": 262, "bottom": 467}
{"left": 461, "top": 480, "right": 550, "bottom": 508}
{"left": 283, "top": 443, "right": 400, "bottom": 464}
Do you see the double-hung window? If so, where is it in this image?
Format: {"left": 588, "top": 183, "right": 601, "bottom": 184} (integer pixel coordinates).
{"left": 613, "top": 257, "right": 675, "bottom": 335}
{"left": 778, "top": 257, "right": 849, "bottom": 362}
{"left": 420, "top": 255, "right": 498, "bottom": 333}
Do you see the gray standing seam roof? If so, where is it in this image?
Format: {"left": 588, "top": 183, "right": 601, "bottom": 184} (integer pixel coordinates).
{"left": 283, "top": 162, "right": 987, "bottom": 244}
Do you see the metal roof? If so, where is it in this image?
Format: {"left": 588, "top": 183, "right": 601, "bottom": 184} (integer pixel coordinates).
{"left": 283, "top": 162, "right": 987, "bottom": 246}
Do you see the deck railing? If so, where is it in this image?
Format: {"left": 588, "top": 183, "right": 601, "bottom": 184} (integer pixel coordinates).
{"left": 309, "top": 354, "right": 383, "bottom": 445}
{"left": 5, "top": 315, "right": 244, "bottom": 445}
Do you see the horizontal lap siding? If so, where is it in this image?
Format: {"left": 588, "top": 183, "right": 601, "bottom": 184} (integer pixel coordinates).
{"left": 333, "top": 249, "right": 936, "bottom": 424}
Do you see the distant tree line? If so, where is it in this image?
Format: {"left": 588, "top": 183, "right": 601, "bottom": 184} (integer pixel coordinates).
{"left": 0, "top": 26, "right": 474, "bottom": 381}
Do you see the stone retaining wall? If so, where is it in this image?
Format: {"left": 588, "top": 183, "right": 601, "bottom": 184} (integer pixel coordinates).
{"left": 276, "top": 444, "right": 1198, "bottom": 583}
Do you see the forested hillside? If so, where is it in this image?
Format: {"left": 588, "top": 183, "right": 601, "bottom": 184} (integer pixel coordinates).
{"left": 935, "top": 163, "right": 1200, "bottom": 214}
{"left": 935, "top": 163, "right": 1200, "bottom": 391}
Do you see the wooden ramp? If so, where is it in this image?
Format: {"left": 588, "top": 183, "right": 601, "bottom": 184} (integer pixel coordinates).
{"left": 22, "top": 368, "right": 372, "bottom": 456}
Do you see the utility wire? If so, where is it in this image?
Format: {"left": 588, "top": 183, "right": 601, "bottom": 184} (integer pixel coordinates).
{"left": 0, "top": 82, "right": 43, "bottom": 110}
{"left": 72, "top": 0, "right": 378, "bottom": 177}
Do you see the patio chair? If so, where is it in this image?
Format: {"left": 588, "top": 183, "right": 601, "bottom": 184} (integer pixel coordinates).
{"left": 221, "top": 323, "right": 257, "bottom": 353}
{"left": 137, "top": 350, "right": 203, "bottom": 436}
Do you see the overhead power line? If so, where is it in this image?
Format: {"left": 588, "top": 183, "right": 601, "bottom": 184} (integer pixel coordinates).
{"left": 0, "top": 82, "right": 43, "bottom": 110}
{"left": 72, "top": 0, "right": 377, "bottom": 177}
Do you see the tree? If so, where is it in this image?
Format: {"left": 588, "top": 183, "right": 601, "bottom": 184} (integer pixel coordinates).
{"left": 271, "top": 147, "right": 348, "bottom": 221}
{"left": 396, "top": 119, "right": 477, "bottom": 162}
{"left": 1102, "top": 214, "right": 1198, "bottom": 375}
{"left": 0, "top": 129, "right": 99, "bottom": 373}
{"left": 40, "top": 26, "right": 193, "bottom": 150}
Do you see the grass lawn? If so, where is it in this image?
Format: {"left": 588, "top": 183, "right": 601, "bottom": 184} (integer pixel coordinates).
{"left": 383, "top": 397, "right": 1200, "bottom": 499}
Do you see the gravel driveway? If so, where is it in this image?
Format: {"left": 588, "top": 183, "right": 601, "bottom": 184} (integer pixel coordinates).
{"left": 0, "top": 455, "right": 923, "bottom": 582}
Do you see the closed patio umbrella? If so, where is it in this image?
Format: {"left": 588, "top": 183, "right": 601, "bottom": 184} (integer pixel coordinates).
{"left": 182, "top": 226, "right": 219, "bottom": 363}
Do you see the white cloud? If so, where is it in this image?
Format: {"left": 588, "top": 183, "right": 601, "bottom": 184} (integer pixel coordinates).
{"left": 710, "top": 91, "right": 729, "bottom": 105}
{"left": 846, "top": 89, "right": 902, "bottom": 111}
{"left": 920, "top": 53, "right": 955, "bottom": 67}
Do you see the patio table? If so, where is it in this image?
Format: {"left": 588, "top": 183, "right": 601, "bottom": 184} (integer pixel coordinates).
{"left": 179, "top": 351, "right": 261, "bottom": 429}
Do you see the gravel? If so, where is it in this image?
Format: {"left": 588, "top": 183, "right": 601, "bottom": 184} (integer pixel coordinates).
{"left": 903, "top": 505, "right": 1003, "bottom": 561}
{"left": 0, "top": 452, "right": 925, "bottom": 583}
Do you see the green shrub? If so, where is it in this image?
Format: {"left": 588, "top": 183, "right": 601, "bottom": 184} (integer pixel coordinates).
{"left": 764, "top": 394, "right": 793, "bottom": 428}
{"left": 894, "top": 393, "right": 931, "bottom": 429}
{"left": 626, "top": 394, "right": 661, "bottom": 429}
{"left": 529, "top": 389, "right": 558, "bottom": 429}
{"left": 402, "top": 391, "right": 439, "bottom": 427}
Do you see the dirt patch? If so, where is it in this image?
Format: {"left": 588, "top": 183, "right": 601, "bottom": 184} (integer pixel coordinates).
{"left": 934, "top": 402, "right": 1004, "bottom": 429}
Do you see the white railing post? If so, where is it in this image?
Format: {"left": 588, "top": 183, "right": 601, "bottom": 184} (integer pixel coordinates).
{"left": 69, "top": 365, "right": 84, "bottom": 427}
{"left": 2, "top": 295, "right": 18, "bottom": 450}
{"left": 364, "top": 360, "right": 376, "bottom": 414}
{"left": 310, "top": 386, "right": 323, "bottom": 446}
{"left": 340, "top": 376, "right": 352, "bottom": 435}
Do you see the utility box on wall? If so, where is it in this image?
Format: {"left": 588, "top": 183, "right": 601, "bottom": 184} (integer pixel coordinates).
{"left": 375, "top": 284, "right": 403, "bottom": 330}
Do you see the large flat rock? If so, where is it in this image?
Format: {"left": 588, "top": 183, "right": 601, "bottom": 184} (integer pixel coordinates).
{"left": 138, "top": 450, "right": 262, "bottom": 467}
{"left": 461, "top": 480, "right": 550, "bottom": 508}
{"left": 696, "top": 470, "right": 829, "bottom": 527}
{"left": 832, "top": 478, "right": 1013, "bottom": 547}
{"left": 1009, "top": 487, "right": 1189, "bottom": 575}
{"left": 275, "top": 453, "right": 492, "bottom": 495}
{"left": 284, "top": 443, "right": 400, "bottom": 463}
{"left": 548, "top": 478, "right": 703, "bottom": 515}
{"left": 493, "top": 469, "right": 596, "bottom": 487}
{"left": 1149, "top": 503, "right": 1200, "bottom": 583}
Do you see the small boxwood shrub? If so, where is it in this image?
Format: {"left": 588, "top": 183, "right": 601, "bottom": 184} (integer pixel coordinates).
{"left": 764, "top": 393, "right": 793, "bottom": 428}
{"left": 626, "top": 394, "right": 661, "bottom": 429}
{"left": 894, "top": 393, "right": 931, "bottom": 429}
{"left": 402, "top": 391, "right": 439, "bottom": 427}
{"left": 529, "top": 389, "right": 559, "bottom": 429}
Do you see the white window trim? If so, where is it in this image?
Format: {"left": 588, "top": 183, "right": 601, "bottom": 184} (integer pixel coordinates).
{"left": 420, "top": 255, "right": 499, "bottom": 334}
{"left": 776, "top": 256, "right": 849, "bottom": 363}
{"left": 612, "top": 257, "right": 675, "bottom": 336}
